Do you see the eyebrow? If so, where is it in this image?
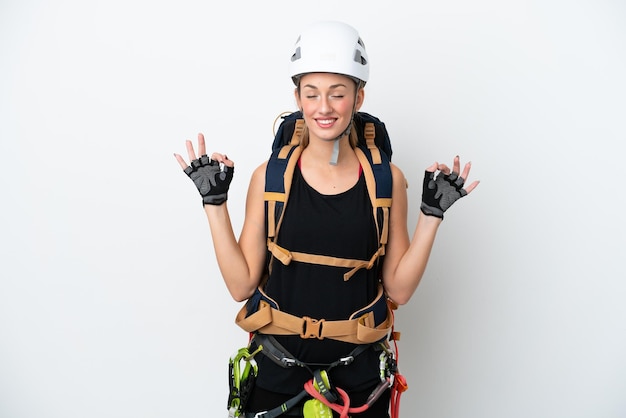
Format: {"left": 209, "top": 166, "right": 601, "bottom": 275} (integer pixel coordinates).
{"left": 302, "top": 83, "right": 349, "bottom": 90}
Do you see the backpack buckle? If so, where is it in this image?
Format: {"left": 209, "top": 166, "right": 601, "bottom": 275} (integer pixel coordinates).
{"left": 301, "top": 316, "right": 325, "bottom": 339}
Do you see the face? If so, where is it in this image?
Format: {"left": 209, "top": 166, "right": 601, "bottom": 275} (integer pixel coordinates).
{"left": 295, "top": 72, "right": 364, "bottom": 143}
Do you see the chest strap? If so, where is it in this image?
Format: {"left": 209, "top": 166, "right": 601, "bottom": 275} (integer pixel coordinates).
{"left": 267, "top": 240, "right": 386, "bottom": 281}
{"left": 235, "top": 284, "right": 396, "bottom": 345}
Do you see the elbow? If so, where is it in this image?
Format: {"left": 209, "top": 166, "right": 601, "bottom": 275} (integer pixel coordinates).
{"left": 229, "top": 285, "right": 256, "bottom": 303}
{"left": 388, "top": 293, "right": 411, "bottom": 306}
{"left": 384, "top": 275, "right": 421, "bottom": 306}
{"left": 230, "top": 291, "right": 252, "bottom": 303}
{"left": 385, "top": 284, "right": 417, "bottom": 306}
{"left": 231, "top": 294, "right": 248, "bottom": 303}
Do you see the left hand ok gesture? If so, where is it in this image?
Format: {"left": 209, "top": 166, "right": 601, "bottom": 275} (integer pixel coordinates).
{"left": 420, "top": 155, "right": 479, "bottom": 219}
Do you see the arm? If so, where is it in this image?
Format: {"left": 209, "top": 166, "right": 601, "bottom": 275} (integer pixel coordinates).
{"left": 174, "top": 134, "right": 267, "bottom": 302}
{"left": 382, "top": 156, "right": 478, "bottom": 305}
{"left": 204, "top": 162, "right": 267, "bottom": 301}
{"left": 380, "top": 163, "right": 436, "bottom": 305}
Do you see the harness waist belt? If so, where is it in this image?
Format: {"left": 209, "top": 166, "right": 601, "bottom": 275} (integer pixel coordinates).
{"left": 235, "top": 284, "right": 395, "bottom": 345}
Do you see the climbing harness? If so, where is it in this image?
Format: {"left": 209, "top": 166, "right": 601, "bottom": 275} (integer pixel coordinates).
{"left": 228, "top": 308, "right": 408, "bottom": 417}
{"left": 233, "top": 332, "right": 406, "bottom": 418}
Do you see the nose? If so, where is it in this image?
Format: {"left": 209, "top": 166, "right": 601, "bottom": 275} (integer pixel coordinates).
{"left": 319, "top": 96, "right": 332, "bottom": 114}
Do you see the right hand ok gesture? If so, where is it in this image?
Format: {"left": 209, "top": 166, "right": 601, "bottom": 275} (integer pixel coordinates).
{"left": 174, "top": 133, "right": 235, "bottom": 206}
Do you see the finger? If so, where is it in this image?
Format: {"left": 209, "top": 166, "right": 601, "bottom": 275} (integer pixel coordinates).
{"left": 197, "top": 133, "right": 207, "bottom": 156}
{"left": 186, "top": 140, "right": 198, "bottom": 162}
{"left": 460, "top": 161, "right": 472, "bottom": 181}
{"left": 173, "top": 153, "right": 189, "bottom": 170}
{"left": 464, "top": 180, "right": 480, "bottom": 194}
{"left": 211, "top": 152, "right": 225, "bottom": 162}
{"left": 452, "top": 155, "right": 461, "bottom": 174}
{"left": 426, "top": 162, "right": 438, "bottom": 172}
{"left": 211, "top": 152, "right": 235, "bottom": 168}
{"left": 438, "top": 163, "right": 451, "bottom": 175}
{"left": 222, "top": 155, "right": 235, "bottom": 168}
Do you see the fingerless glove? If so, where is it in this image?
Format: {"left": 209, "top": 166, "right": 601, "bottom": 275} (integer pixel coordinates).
{"left": 184, "top": 155, "right": 234, "bottom": 206}
{"left": 420, "top": 170, "right": 467, "bottom": 219}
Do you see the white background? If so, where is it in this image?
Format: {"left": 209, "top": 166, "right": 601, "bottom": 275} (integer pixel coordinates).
{"left": 1, "top": 1, "right": 625, "bottom": 417}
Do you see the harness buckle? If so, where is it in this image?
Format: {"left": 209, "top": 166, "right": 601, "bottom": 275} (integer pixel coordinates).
{"left": 300, "top": 316, "right": 325, "bottom": 339}
{"left": 280, "top": 357, "right": 297, "bottom": 367}
{"left": 338, "top": 356, "right": 355, "bottom": 366}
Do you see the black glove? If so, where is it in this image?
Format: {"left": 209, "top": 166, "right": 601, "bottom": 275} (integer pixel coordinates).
{"left": 420, "top": 170, "right": 467, "bottom": 219}
{"left": 184, "top": 155, "right": 234, "bottom": 206}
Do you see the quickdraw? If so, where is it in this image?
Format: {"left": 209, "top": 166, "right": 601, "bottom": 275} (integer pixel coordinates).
{"left": 228, "top": 346, "right": 261, "bottom": 418}
{"left": 302, "top": 348, "right": 408, "bottom": 418}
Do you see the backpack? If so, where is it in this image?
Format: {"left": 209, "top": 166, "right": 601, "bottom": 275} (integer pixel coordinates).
{"left": 231, "top": 113, "right": 406, "bottom": 418}
{"left": 264, "top": 111, "right": 394, "bottom": 280}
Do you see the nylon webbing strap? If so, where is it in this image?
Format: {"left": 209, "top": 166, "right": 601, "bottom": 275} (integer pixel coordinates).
{"left": 267, "top": 200, "right": 277, "bottom": 239}
{"left": 253, "top": 333, "right": 310, "bottom": 369}
{"left": 235, "top": 285, "right": 390, "bottom": 344}
{"left": 290, "top": 119, "right": 305, "bottom": 146}
{"left": 381, "top": 206, "right": 390, "bottom": 246}
{"left": 245, "top": 389, "right": 309, "bottom": 418}
{"left": 235, "top": 289, "right": 394, "bottom": 344}
{"left": 274, "top": 146, "right": 301, "bottom": 237}
{"left": 276, "top": 119, "right": 304, "bottom": 159}
{"left": 363, "top": 122, "right": 382, "bottom": 164}
{"left": 267, "top": 241, "right": 385, "bottom": 281}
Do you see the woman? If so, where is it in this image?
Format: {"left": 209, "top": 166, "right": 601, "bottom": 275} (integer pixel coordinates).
{"left": 175, "top": 21, "right": 478, "bottom": 418}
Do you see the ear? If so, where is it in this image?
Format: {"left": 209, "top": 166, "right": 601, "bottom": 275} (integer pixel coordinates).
{"left": 355, "top": 88, "right": 365, "bottom": 112}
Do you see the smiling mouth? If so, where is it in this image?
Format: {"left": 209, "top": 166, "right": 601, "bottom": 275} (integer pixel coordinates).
{"left": 316, "top": 119, "right": 336, "bottom": 127}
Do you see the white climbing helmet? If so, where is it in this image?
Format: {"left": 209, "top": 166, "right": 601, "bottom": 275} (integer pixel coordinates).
{"left": 289, "top": 21, "right": 369, "bottom": 86}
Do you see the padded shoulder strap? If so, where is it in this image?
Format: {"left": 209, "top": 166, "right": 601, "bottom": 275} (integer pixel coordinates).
{"left": 264, "top": 144, "right": 302, "bottom": 252}
{"left": 355, "top": 146, "right": 393, "bottom": 248}
{"left": 265, "top": 118, "right": 304, "bottom": 240}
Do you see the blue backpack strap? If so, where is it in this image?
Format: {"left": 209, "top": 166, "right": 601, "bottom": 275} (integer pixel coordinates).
{"left": 265, "top": 116, "right": 305, "bottom": 240}
{"left": 265, "top": 145, "right": 301, "bottom": 241}
{"left": 355, "top": 144, "right": 393, "bottom": 251}
{"left": 354, "top": 116, "right": 393, "bottom": 252}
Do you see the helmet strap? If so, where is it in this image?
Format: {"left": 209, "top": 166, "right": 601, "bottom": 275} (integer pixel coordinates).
{"left": 329, "top": 139, "right": 341, "bottom": 166}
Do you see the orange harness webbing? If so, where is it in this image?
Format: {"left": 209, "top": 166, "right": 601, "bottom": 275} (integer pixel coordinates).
{"left": 235, "top": 284, "right": 397, "bottom": 344}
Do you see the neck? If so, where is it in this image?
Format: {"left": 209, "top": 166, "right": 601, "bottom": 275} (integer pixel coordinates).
{"left": 299, "top": 141, "right": 361, "bottom": 194}
{"left": 304, "top": 135, "right": 353, "bottom": 164}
